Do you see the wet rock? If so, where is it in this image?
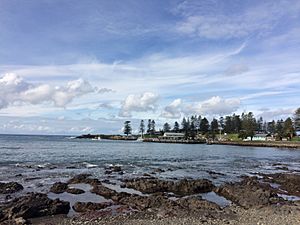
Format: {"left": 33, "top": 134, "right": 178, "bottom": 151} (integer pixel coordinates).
{"left": 125, "top": 178, "right": 214, "bottom": 196}
{"left": 73, "top": 202, "right": 113, "bottom": 212}
{"left": 68, "top": 174, "right": 101, "bottom": 186}
{"left": 177, "top": 196, "right": 221, "bottom": 211}
{"left": 91, "top": 185, "right": 118, "bottom": 198}
{"left": 215, "top": 177, "right": 281, "bottom": 208}
{"left": 153, "top": 168, "right": 165, "bottom": 173}
{"left": 206, "top": 170, "right": 225, "bottom": 176}
{"left": 50, "top": 182, "right": 68, "bottom": 194}
{"left": 117, "top": 193, "right": 177, "bottom": 211}
{"left": 66, "top": 188, "right": 85, "bottom": 195}
{"left": 0, "top": 182, "right": 23, "bottom": 194}
{"left": 171, "top": 179, "right": 214, "bottom": 195}
{"left": 0, "top": 193, "right": 70, "bottom": 222}
{"left": 263, "top": 173, "right": 300, "bottom": 196}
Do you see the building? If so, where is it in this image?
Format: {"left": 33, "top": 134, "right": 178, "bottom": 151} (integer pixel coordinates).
{"left": 245, "top": 133, "right": 274, "bottom": 141}
{"left": 160, "top": 132, "right": 185, "bottom": 140}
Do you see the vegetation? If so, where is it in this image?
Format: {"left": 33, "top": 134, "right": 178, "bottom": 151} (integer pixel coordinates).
{"left": 123, "top": 121, "right": 132, "bottom": 136}
{"left": 126, "top": 107, "right": 300, "bottom": 141}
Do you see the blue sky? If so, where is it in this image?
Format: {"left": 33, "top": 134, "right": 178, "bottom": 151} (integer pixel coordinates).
{"left": 0, "top": 0, "right": 300, "bottom": 134}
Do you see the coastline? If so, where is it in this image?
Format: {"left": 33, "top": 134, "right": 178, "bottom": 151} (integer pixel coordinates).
{"left": 2, "top": 171, "right": 299, "bottom": 225}
{"left": 211, "top": 141, "right": 300, "bottom": 149}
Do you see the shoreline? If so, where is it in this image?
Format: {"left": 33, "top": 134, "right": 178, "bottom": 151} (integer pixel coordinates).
{"left": 211, "top": 141, "right": 300, "bottom": 149}
{"left": 1, "top": 171, "right": 300, "bottom": 224}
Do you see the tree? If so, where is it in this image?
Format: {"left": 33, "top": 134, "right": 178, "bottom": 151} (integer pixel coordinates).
{"left": 224, "top": 116, "right": 233, "bottom": 133}
{"left": 200, "top": 117, "right": 209, "bottom": 134}
{"left": 219, "top": 116, "right": 225, "bottom": 131}
{"left": 150, "top": 120, "right": 156, "bottom": 134}
{"left": 294, "top": 108, "right": 300, "bottom": 132}
{"left": 163, "top": 122, "right": 171, "bottom": 132}
{"left": 276, "top": 119, "right": 284, "bottom": 140}
{"left": 283, "top": 117, "right": 294, "bottom": 140}
{"left": 210, "top": 118, "right": 219, "bottom": 140}
{"left": 173, "top": 121, "right": 180, "bottom": 133}
{"left": 123, "top": 121, "right": 132, "bottom": 136}
{"left": 257, "top": 116, "right": 264, "bottom": 132}
{"left": 147, "top": 119, "right": 151, "bottom": 134}
{"left": 181, "top": 117, "right": 190, "bottom": 138}
{"left": 241, "top": 112, "right": 256, "bottom": 140}
{"left": 267, "top": 120, "right": 276, "bottom": 134}
{"left": 139, "top": 120, "right": 145, "bottom": 137}
{"left": 232, "top": 114, "right": 242, "bottom": 133}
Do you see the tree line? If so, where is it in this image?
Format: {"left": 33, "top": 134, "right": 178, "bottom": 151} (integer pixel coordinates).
{"left": 124, "top": 107, "right": 300, "bottom": 140}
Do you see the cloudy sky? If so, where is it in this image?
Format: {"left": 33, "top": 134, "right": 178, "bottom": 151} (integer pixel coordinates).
{"left": 0, "top": 0, "right": 300, "bottom": 134}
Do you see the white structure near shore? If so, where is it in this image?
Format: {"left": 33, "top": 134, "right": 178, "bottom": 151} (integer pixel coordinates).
{"left": 161, "top": 132, "right": 185, "bottom": 140}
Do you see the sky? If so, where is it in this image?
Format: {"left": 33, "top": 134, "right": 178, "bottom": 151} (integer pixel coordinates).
{"left": 0, "top": 0, "right": 300, "bottom": 135}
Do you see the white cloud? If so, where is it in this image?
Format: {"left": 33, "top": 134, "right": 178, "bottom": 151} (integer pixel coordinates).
{"left": 0, "top": 73, "right": 97, "bottom": 109}
{"left": 161, "top": 99, "right": 183, "bottom": 119}
{"left": 119, "top": 92, "right": 159, "bottom": 117}
{"left": 257, "top": 108, "right": 295, "bottom": 121}
{"left": 188, "top": 96, "right": 240, "bottom": 116}
{"left": 175, "top": 1, "right": 300, "bottom": 39}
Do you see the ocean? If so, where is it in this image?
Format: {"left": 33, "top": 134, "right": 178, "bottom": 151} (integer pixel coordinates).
{"left": 0, "top": 134, "right": 300, "bottom": 203}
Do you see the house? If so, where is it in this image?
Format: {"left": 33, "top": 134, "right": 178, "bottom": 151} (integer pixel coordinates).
{"left": 160, "top": 132, "right": 185, "bottom": 140}
{"left": 246, "top": 133, "right": 272, "bottom": 141}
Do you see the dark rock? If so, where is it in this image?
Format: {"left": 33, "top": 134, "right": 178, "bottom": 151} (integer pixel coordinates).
{"left": 0, "top": 193, "right": 70, "bottom": 222}
{"left": 68, "top": 174, "right": 101, "bottom": 185}
{"left": 91, "top": 185, "right": 118, "bottom": 198}
{"left": 50, "top": 182, "right": 68, "bottom": 194}
{"left": 206, "top": 170, "right": 225, "bottom": 176}
{"left": 66, "top": 188, "right": 85, "bottom": 195}
{"left": 171, "top": 179, "right": 214, "bottom": 195}
{"left": 215, "top": 176, "right": 281, "bottom": 208}
{"left": 153, "top": 168, "right": 165, "bottom": 173}
{"left": 177, "top": 196, "right": 221, "bottom": 211}
{"left": 263, "top": 173, "right": 300, "bottom": 196}
{"left": 105, "top": 170, "right": 112, "bottom": 175}
{"left": 73, "top": 202, "right": 112, "bottom": 212}
{"left": 0, "top": 182, "right": 23, "bottom": 194}
{"left": 125, "top": 178, "right": 214, "bottom": 196}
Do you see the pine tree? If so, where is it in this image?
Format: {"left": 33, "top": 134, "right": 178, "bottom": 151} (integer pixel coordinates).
{"left": 139, "top": 120, "right": 145, "bottom": 137}
{"left": 173, "top": 121, "right": 180, "bottom": 133}
{"left": 283, "top": 117, "right": 294, "bottom": 140}
{"left": 163, "top": 123, "right": 171, "bottom": 132}
{"left": 123, "top": 121, "right": 132, "bottom": 136}
{"left": 294, "top": 108, "right": 300, "bottom": 132}
{"left": 200, "top": 117, "right": 209, "bottom": 134}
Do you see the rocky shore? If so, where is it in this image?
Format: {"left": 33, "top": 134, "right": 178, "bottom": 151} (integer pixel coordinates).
{"left": 212, "top": 141, "right": 300, "bottom": 149}
{"left": 1, "top": 171, "right": 300, "bottom": 225}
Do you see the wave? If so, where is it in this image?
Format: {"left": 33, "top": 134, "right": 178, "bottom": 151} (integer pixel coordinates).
{"left": 0, "top": 146, "right": 22, "bottom": 150}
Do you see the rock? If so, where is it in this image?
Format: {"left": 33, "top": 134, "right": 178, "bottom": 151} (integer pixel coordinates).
{"left": 263, "top": 173, "right": 300, "bottom": 196}
{"left": 0, "top": 193, "right": 70, "bottom": 222}
{"left": 111, "top": 166, "right": 122, "bottom": 172}
{"left": 68, "top": 174, "right": 101, "bottom": 186}
{"left": 73, "top": 202, "right": 112, "bottom": 212}
{"left": 177, "top": 196, "right": 221, "bottom": 211}
{"left": 14, "top": 217, "right": 27, "bottom": 225}
{"left": 125, "top": 178, "right": 214, "bottom": 196}
{"left": 91, "top": 185, "right": 118, "bottom": 198}
{"left": 215, "top": 176, "right": 281, "bottom": 208}
{"left": 171, "top": 179, "right": 214, "bottom": 195}
{"left": 66, "top": 188, "right": 85, "bottom": 195}
{"left": 153, "top": 168, "right": 165, "bottom": 173}
{"left": 0, "top": 182, "right": 23, "bottom": 194}
{"left": 50, "top": 182, "right": 68, "bottom": 194}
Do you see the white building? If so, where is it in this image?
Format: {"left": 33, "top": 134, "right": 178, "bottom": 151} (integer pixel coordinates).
{"left": 161, "top": 132, "right": 185, "bottom": 140}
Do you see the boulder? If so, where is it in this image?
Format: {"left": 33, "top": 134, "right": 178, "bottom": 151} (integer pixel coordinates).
{"left": 215, "top": 177, "right": 281, "bottom": 208}
{"left": 0, "top": 193, "right": 70, "bottom": 222}
{"left": 68, "top": 174, "right": 101, "bottom": 186}
{"left": 73, "top": 202, "right": 112, "bottom": 212}
{"left": 66, "top": 188, "right": 85, "bottom": 195}
{"left": 50, "top": 182, "right": 68, "bottom": 194}
{"left": 125, "top": 178, "right": 214, "bottom": 196}
{"left": 91, "top": 185, "right": 118, "bottom": 198}
{"left": 0, "top": 182, "right": 23, "bottom": 194}
{"left": 263, "top": 173, "right": 300, "bottom": 196}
